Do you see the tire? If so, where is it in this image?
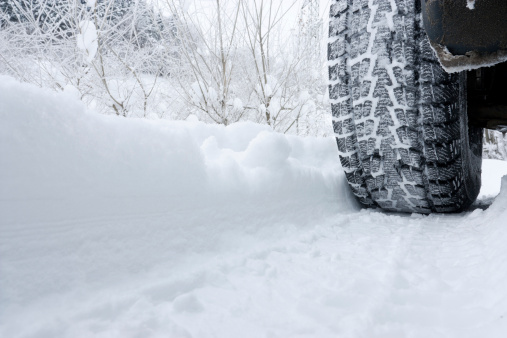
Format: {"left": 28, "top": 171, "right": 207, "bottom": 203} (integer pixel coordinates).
{"left": 328, "top": 0, "right": 483, "bottom": 213}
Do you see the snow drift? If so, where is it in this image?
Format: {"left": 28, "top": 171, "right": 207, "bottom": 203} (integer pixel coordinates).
{"left": 0, "top": 75, "right": 353, "bottom": 224}
{"left": 2, "top": 77, "right": 507, "bottom": 338}
{"left": 0, "top": 76, "right": 354, "bottom": 337}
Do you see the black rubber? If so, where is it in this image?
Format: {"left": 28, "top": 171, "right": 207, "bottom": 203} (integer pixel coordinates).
{"left": 328, "top": 0, "right": 482, "bottom": 213}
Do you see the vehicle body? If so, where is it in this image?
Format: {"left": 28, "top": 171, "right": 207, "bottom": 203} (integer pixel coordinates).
{"left": 327, "top": 0, "right": 507, "bottom": 213}
{"left": 422, "top": 0, "right": 507, "bottom": 133}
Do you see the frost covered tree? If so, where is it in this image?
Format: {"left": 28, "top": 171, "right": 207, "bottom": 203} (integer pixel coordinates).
{"left": 0, "top": 0, "right": 178, "bottom": 117}
{"left": 0, "top": 0, "right": 72, "bottom": 34}
{"left": 162, "top": 0, "right": 247, "bottom": 125}
{"left": 292, "top": 0, "right": 329, "bottom": 135}
{"left": 1, "top": 0, "right": 331, "bottom": 134}
{"left": 73, "top": 0, "right": 180, "bottom": 116}
{"left": 158, "top": 0, "right": 329, "bottom": 132}
{"left": 241, "top": 0, "right": 303, "bottom": 131}
{"left": 483, "top": 130, "right": 507, "bottom": 160}
{"left": 0, "top": 0, "right": 82, "bottom": 87}
{"left": 240, "top": 0, "right": 329, "bottom": 134}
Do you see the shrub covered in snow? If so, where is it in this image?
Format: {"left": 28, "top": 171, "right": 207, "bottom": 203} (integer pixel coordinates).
{"left": 0, "top": 0, "right": 331, "bottom": 136}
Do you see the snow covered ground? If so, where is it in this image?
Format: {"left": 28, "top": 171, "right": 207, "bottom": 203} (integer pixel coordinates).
{"left": 2, "top": 76, "right": 507, "bottom": 338}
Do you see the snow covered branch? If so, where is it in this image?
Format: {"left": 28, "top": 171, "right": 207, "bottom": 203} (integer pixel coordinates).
{"left": 0, "top": 0, "right": 332, "bottom": 135}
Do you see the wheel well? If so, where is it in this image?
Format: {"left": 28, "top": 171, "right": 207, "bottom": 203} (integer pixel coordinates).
{"left": 467, "top": 61, "right": 507, "bottom": 133}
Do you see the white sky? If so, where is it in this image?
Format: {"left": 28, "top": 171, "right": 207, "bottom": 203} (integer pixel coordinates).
{"left": 150, "top": 0, "right": 332, "bottom": 36}
{"left": 150, "top": 0, "right": 332, "bottom": 63}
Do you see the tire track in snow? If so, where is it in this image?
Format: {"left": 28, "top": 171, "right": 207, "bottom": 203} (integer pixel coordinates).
{"left": 347, "top": 213, "right": 424, "bottom": 337}
{"left": 3, "top": 202, "right": 507, "bottom": 338}
{"left": 357, "top": 211, "right": 507, "bottom": 338}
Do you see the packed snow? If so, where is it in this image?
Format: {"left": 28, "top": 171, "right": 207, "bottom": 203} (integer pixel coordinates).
{"left": 2, "top": 77, "right": 507, "bottom": 337}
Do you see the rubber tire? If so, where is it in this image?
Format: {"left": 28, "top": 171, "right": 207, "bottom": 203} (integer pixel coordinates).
{"left": 328, "top": 0, "right": 483, "bottom": 213}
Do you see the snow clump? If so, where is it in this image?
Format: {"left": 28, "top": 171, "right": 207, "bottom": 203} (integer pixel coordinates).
{"left": 77, "top": 20, "right": 98, "bottom": 63}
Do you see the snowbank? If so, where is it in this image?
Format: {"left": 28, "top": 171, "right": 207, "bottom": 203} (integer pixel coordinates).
{"left": 0, "top": 76, "right": 354, "bottom": 225}
{"left": 0, "top": 76, "right": 356, "bottom": 335}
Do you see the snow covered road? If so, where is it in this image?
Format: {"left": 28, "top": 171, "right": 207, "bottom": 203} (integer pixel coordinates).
{"left": 2, "top": 77, "right": 507, "bottom": 337}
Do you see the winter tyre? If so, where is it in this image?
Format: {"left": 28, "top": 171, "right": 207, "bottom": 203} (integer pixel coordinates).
{"left": 328, "top": 0, "right": 483, "bottom": 213}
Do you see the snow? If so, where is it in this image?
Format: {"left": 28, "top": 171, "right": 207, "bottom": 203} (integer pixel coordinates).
{"left": 478, "top": 159, "right": 507, "bottom": 199}
{"left": 77, "top": 20, "right": 98, "bottom": 63}
{"left": 2, "top": 76, "right": 507, "bottom": 337}
{"left": 430, "top": 43, "right": 507, "bottom": 73}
